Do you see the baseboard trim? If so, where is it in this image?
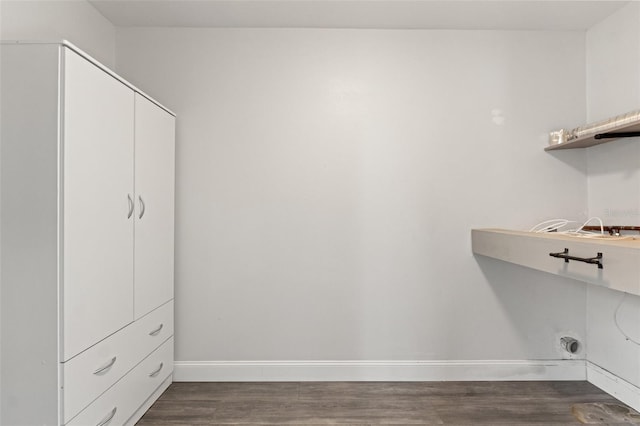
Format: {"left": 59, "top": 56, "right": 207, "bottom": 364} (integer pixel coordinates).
{"left": 174, "top": 359, "right": 586, "bottom": 382}
{"left": 586, "top": 362, "right": 640, "bottom": 412}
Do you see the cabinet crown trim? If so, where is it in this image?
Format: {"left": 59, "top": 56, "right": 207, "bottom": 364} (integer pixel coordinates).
{"left": 1, "top": 40, "right": 175, "bottom": 117}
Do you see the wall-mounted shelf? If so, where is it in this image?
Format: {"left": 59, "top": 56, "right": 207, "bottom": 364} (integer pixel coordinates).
{"left": 471, "top": 229, "right": 640, "bottom": 295}
{"left": 545, "top": 110, "right": 640, "bottom": 151}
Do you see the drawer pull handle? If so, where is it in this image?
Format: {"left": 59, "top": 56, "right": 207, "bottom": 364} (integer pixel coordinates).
{"left": 549, "top": 248, "right": 603, "bottom": 269}
{"left": 149, "top": 362, "right": 164, "bottom": 378}
{"left": 96, "top": 407, "right": 117, "bottom": 426}
{"left": 149, "top": 323, "right": 164, "bottom": 336}
{"left": 93, "top": 356, "right": 117, "bottom": 375}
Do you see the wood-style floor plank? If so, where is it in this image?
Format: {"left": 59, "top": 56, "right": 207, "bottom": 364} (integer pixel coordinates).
{"left": 136, "top": 381, "right": 637, "bottom": 425}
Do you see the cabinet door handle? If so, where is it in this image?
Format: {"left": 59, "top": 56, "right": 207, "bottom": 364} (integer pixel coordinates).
{"left": 149, "top": 323, "right": 164, "bottom": 336}
{"left": 138, "top": 195, "right": 146, "bottom": 219}
{"left": 93, "top": 356, "right": 117, "bottom": 375}
{"left": 127, "top": 194, "right": 134, "bottom": 219}
{"left": 96, "top": 407, "right": 117, "bottom": 426}
{"left": 149, "top": 362, "right": 164, "bottom": 378}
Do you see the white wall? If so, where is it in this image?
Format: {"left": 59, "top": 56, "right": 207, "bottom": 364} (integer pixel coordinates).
{"left": 0, "top": 1, "right": 115, "bottom": 417}
{"left": 586, "top": 2, "right": 640, "bottom": 389}
{"left": 586, "top": 2, "right": 640, "bottom": 227}
{"left": 116, "top": 28, "right": 589, "bottom": 369}
{"left": 0, "top": 0, "right": 116, "bottom": 67}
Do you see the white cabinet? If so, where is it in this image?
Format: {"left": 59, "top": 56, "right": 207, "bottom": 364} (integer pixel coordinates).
{"left": 134, "top": 94, "right": 176, "bottom": 319}
{"left": 1, "top": 41, "right": 175, "bottom": 426}
{"left": 62, "top": 302, "right": 173, "bottom": 424}
{"left": 63, "top": 48, "right": 135, "bottom": 360}
{"left": 65, "top": 338, "right": 174, "bottom": 426}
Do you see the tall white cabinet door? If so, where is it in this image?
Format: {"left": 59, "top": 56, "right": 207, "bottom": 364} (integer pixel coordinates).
{"left": 134, "top": 94, "right": 175, "bottom": 319}
{"left": 63, "top": 48, "right": 135, "bottom": 360}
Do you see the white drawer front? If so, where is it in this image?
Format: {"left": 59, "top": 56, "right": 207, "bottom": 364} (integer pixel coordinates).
{"left": 66, "top": 337, "right": 173, "bottom": 426}
{"left": 63, "top": 301, "right": 173, "bottom": 423}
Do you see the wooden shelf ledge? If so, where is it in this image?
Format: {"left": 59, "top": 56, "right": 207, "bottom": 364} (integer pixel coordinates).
{"left": 472, "top": 228, "right": 640, "bottom": 295}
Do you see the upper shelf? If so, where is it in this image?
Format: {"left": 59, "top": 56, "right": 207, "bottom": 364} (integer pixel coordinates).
{"left": 545, "top": 109, "right": 640, "bottom": 151}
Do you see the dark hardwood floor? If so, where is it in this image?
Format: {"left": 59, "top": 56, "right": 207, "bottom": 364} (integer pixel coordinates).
{"left": 137, "top": 381, "right": 640, "bottom": 425}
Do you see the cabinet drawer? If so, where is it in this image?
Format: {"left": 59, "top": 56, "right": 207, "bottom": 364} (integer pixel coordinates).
{"left": 66, "top": 337, "right": 173, "bottom": 426}
{"left": 63, "top": 301, "right": 173, "bottom": 423}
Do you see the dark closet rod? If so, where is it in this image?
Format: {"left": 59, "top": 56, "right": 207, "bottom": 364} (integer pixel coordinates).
{"left": 549, "top": 248, "right": 603, "bottom": 269}
{"left": 582, "top": 225, "right": 640, "bottom": 235}
{"left": 594, "top": 131, "right": 640, "bottom": 139}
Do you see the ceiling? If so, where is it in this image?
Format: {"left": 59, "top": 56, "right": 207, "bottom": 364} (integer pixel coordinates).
{"left": 90, "top": 0, "right": 628, "bottom": 30}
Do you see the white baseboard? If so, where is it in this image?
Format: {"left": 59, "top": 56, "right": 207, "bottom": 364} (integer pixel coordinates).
{"left": 174, "top": 359, "right": 586, "bottom": 382}
{"left": 587, "top": 362, "right": 640, "bottom": 412}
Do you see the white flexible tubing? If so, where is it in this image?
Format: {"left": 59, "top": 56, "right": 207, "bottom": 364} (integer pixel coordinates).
{"left": 528, "top": 218, "right": 634, "bottom": 240}
{"left": 574, "top": 217, "right": 604, "bottom": 235}
{"left": 529, "top": 219, "right": 569, "bottom": 233}
{"left": 614, "top": 293, "right": 640, "bottom": 346}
